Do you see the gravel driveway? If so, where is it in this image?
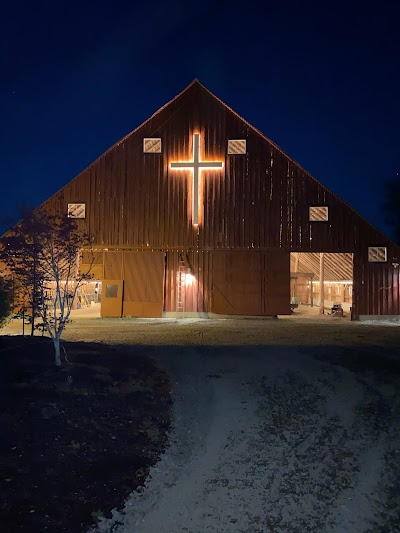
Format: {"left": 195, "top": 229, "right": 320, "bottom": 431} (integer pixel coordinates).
{"left": 88, "top": 341, "right": 400, "bottom": 533}
{"left": 2, "top": 316, "right": 398, "bottom": 531}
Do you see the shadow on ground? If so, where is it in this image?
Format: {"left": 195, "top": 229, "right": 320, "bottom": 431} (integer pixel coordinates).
{"left": 0, "top": 337, "right": 171, "bottom": 533}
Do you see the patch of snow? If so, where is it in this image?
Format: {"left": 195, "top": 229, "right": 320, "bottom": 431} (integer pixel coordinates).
{"left": 175, "top": 318, "right": 211, "bottom": 324}
{"left": 359, "top": 319, "right": 400, "bottom": 327}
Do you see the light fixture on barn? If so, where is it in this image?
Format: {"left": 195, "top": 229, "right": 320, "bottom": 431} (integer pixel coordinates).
{"left": 185, "top": 269, "right": 195, "bottom": 286}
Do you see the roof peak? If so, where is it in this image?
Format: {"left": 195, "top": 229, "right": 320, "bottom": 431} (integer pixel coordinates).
{"left": 186, "top": 78, "right": 203, "bottom": 88}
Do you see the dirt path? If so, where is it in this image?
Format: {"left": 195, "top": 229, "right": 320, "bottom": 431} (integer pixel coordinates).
{"left": 90, "top": 343, "right": 399, "bottom": 533}
{"left": 2, "top": 317, "right": 399, "bottom": 531}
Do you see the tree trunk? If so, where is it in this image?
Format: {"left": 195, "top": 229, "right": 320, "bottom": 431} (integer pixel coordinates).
{"left": 30, "top": 306, "right": 35, "bottom": 336}
{"left": 54, "top": 337, "right": 62, "bottom": 367}
{"left": 31, "top": 261, "right": 36, "bottom": 336}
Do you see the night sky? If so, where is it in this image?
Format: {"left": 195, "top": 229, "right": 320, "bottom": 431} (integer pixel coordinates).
{"left": 1, "top": 0, "right": 399, "bottom": 238}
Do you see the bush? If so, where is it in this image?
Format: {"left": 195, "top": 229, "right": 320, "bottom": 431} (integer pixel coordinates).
{"left": 0, "top": 276, "right": 13, "bottom": 328}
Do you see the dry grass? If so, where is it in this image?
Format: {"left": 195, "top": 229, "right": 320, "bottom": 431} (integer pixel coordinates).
{"left": 2, "top": 313, "right": 398, "bottom": 349}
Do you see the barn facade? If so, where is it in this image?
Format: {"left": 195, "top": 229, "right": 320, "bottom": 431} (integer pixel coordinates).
{"left": 41, "top": 80, "right": 399, "bottom": 320}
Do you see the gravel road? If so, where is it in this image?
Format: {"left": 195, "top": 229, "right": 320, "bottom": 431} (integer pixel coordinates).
{"left": 88, "top": 342, "right": 400, "bottom": 533}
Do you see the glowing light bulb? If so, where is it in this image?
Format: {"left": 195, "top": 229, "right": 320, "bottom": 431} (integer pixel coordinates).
{"left": 185, "top": 273, "right": 195, "bottom": 286}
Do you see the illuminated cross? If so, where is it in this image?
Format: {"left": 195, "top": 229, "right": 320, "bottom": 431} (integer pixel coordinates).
{"left": 170, "top": 133, "right": 223, "bottom": 225}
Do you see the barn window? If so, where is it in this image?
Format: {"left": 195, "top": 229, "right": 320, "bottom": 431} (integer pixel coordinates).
{"left": 105, "top": 284, "right": 118, "bottom": 298}
{"left": 228, "top": 139, "right": 246, "bottom": 155}
{"left": 309, "top": 206, "right": 329, "bottom": 222}
{"left": 143, "top": 138, "right": 161, "bottom": 153}
{"left": 368, "top": 247, "right": 387, "bottom": 262}
{"left": 68, "top": 203, "right": 86, "bottom": 219}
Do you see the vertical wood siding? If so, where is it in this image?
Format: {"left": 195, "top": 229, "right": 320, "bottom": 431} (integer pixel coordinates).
{"left": 164, "top": 250, "right": 211, "bottom": 313}
{"left": 353, "top": 246, "right": 400, "bottom": 317}
{"left": 38, "top": 81, "right": 399, "bottom": 317}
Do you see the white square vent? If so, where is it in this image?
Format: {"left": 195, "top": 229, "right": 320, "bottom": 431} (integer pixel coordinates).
{"left": 143, "top": 138, "right": 162, "bottom": 153}
{"left": 368, "top": 247, "right": 387, "bottom": 262}
{"left": 228, "top": 139, "right": 246, "bottom": 155}
{"left": 68, "top": 203, "right": 86, "bottom": 219}
{"left": 309, "top": 206, "right": 329, "bottom": 222}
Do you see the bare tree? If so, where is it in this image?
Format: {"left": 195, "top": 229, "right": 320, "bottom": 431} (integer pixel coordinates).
{"left": 0, "top": 209, "right": 93, "bottom": 366}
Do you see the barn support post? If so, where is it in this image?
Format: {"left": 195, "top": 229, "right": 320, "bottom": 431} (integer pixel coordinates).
{"left": 294, "top": 253, "right": 300, "bottom": 302}
{"left": 319, "top": 253, "right": 325, "bottom": 314}
{"left": 310, "top": 275, "right": 314, "bottom": 307}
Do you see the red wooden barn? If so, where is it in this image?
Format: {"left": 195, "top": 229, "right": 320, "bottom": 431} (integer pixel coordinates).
{"left": 39, "top": 80, "right": 399, "bottom": 320}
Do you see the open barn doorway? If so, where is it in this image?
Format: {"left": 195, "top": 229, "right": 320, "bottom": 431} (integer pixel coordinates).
{"left": 70, "top": 280, "right": 102, "bottom": 318}
{"left": 290, "top": 253, "right": 353, "bottom": 318}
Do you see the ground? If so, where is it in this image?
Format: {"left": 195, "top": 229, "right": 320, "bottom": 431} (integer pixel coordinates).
{"left": 1, "top": 313, "right": 399, "bottom": 532}
{"left": 0, "top": 336, "right": 171, "bottom": 532}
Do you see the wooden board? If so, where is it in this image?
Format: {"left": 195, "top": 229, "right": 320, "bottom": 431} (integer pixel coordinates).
{"left": 101, "top": 279, "right": 123, "bottom": 317}
{"left": 211, "top": 250, "right": 291, "bottom": 316}
{"left": 211, "top": 251, "right": 262, "bottom": 315}
{"left": 263, "top": 251, "right": 291, "bottom": 315}
{"left": 122, "top": 252, "right": 165, "bottom": 317}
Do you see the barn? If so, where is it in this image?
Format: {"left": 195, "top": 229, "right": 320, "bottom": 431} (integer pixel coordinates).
{"left": 39, "top": 80, "right": 399, "bottom": 320}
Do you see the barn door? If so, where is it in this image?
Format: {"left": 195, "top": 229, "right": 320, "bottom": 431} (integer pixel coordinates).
{"left": 101, "top": 280, "right": 123, "bottom": 317}
{"left": 211, "top": 251, "right": 262, "bottom": 315}
{"left": 263, "top": 251, "right": 291, "bottom": 315}
{"left": 122, "top": 252, "right": 165, "bottom": 317}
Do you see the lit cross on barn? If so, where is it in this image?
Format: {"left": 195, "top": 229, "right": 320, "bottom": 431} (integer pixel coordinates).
{"left": 170, "top": 133, "right": 223, "bottom": 225}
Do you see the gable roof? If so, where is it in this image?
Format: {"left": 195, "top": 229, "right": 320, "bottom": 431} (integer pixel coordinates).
{"left": 2, "top": 77, "right": 391, "bottom": 260}
{"left": 38, "top": 79, "right": 393, "bottom": 247}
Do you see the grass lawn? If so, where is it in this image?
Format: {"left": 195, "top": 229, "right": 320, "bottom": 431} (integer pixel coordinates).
{"left": 0, "top": 336, "right": 171, "bottom": 532}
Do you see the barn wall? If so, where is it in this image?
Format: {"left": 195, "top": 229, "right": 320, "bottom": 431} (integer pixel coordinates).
{"left": 41, "top": 82, "right": 388, "bottom": 254}
{"left": 37, "top": 81, "right": 398, "bottom": 318}
{"left": 354, "top": 245, "right": 400, "bottom": 317}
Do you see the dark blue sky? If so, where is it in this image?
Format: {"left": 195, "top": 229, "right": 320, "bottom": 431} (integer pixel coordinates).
{"left": 1, "top": 0, "right": 398, "bottom": 238}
